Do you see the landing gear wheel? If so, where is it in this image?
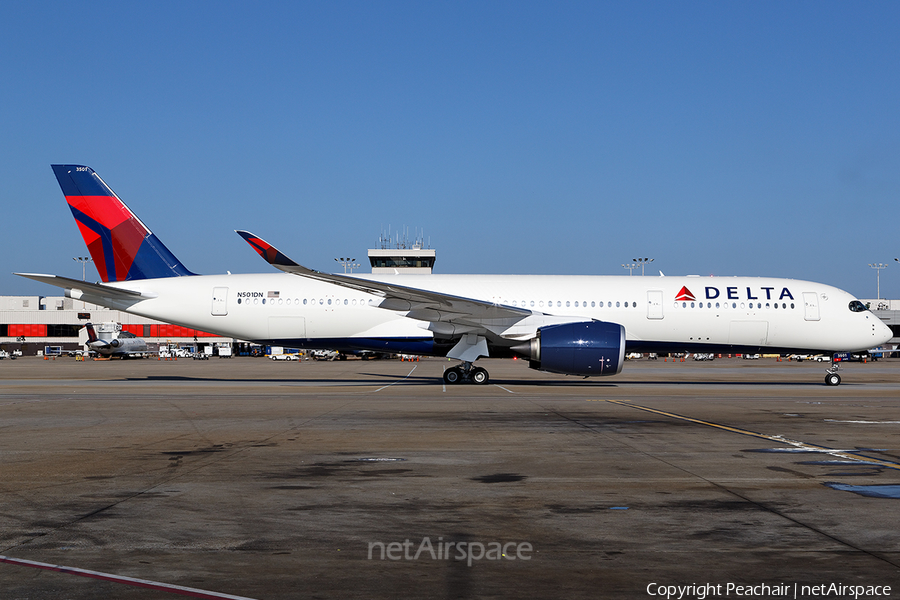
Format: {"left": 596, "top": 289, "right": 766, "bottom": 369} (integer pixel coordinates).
{"left": 443, "top": 367, "right": 462, "bottom": 384}
{"left": 471, "top": 367, "right": 489, "bottom": 385}
{"left": 825, "top": 372, "right": 841, "bottom": 386}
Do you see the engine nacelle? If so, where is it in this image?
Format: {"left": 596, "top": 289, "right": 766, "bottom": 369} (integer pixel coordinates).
{"left": 514, "top": 321, "right": 625, "bottom": 377}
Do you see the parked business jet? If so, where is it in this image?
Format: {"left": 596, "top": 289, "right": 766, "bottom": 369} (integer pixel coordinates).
{"left": 16, "top": 165, "right": 893, "bottom": 386}
{"left": 82, "top": 322, "right": 149, "bottom": 358}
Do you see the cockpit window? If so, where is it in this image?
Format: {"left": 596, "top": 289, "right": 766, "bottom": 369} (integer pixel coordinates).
{"left": 848, "top": 300, "right": 868, "bottom": 313}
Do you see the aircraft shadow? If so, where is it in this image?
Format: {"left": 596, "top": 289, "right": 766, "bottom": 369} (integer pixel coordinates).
{"left": 561, "top": 379, "right": 831, "bottom": 387}
{"left": 126, "top": 375, "right": 833, "bottom": 388}
{"left": 127, "top": 374, "right": 443, "bottom": 385}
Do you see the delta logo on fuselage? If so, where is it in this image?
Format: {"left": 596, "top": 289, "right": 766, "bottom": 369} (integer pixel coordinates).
{"left": 676, "top": 285, "right": 795, "bottom": 302}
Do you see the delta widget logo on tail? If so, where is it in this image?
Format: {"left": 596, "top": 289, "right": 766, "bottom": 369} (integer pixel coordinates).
{"left": 675, "top": 286, "right": 695, "bottom": 301}
{"left": 51, "top": 165, "right": 194, "bottom": 282}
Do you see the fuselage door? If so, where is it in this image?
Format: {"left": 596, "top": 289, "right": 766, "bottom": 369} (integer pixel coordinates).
{"left": 802, "top": 292, "right": 820, "bottom": 321}
{"left": 212, "top": 287, "right": 228, "bottom": 316}
{"left": 647, "top": 290, "right": 664, "bottom": 320}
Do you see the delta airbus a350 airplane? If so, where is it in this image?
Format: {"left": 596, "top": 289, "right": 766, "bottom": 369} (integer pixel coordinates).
{"left": 16, "top": 165, "right": 892, "bottom": 386}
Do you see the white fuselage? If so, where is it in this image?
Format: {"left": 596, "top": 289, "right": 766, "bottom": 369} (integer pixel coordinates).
{"left": 82, "top": 273, "right": 891, "bottom": 356}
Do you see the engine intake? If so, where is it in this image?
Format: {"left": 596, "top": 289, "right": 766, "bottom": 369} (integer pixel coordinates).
{"left": 513, "top": 321, "right": 625, "bottom": 377}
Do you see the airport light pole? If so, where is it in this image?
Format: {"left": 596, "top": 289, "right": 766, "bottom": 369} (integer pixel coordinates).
{"left": 633, "top": 257, "right": 654, "bottom": 276}
{"left": 622, "top": 263, "right": 638, "bottom": 276}
{"left": 335, "top": 257, "right": 361, "bottom": 274}
{"left": 869, "top": 263, "right": 887, "bottom": 299}
{"left": 73, "top": 256, "right": 93, "bottom": 281}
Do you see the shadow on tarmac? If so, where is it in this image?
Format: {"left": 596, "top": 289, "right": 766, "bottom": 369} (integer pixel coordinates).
{"left": 126, "top": 374, "right": 832, "bottom": 388}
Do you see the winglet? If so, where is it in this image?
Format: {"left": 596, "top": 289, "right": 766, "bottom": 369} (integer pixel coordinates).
{"left": 235, "top": 230, "right": 301, "bottom": 268}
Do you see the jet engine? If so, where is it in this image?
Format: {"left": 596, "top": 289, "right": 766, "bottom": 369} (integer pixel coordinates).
{"left": 88, "top": 338, "right": 119, "bottom": 349}
{"left": 512, "top": 321, "right": 625, "bottom": 377}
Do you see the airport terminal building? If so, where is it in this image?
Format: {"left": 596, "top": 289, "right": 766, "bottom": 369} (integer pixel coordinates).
{"left": 1, "top": 294, "right": 898, "bottom": 357}
{"left": 0, "top": 295, "right": 234, "bottom": 356}
{"left": 3, "top": 233, "right": 897, "bottom": 356}
{"left": 872, "top": 300, "right": 900, "bottom": 354}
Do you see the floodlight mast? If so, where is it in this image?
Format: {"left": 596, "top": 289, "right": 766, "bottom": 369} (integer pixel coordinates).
{"left": 869, "top": 263, "right": 887, "bottom": 299}
{"left": 335, "top": 258, "right": 361, "bottom": 274}
{"left": 633, "top": 257, "right": 654, "bottom": 276}
{"left": 73, "top": 256, "right": 92, "bottom": 281}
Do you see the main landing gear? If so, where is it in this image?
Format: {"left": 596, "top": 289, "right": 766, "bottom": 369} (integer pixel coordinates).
{"left": 443, "top": 362, "right": 490, "bottom": 385}
{"left": 825, "top": 362, "right": 842, "bottom": 386}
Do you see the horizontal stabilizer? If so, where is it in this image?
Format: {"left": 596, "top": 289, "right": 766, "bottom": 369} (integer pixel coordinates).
{"left": 14, "top": 273, "right": 150, "bottom": 301}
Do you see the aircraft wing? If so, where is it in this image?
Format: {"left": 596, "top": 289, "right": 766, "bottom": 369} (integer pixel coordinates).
{"left": 235, "top": 231, "right": 542, "bottom": 338}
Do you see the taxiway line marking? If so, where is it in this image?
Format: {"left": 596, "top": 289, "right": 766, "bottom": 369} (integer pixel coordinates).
{"left": 372, "top": 365, "right": 417, "bottom": 393}
{"left": 603, "top": 399, "right": 900, "bottom": 471}
{"left": 0, "top": 555, "right": 258, "bottom": 599}
{"left": 825, "top": 419, "right": 900, "bottom": 424}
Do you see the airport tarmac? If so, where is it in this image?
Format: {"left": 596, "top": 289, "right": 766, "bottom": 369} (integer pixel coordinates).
{"left": 0, "top": 355, "right": 898, "bottom": 599}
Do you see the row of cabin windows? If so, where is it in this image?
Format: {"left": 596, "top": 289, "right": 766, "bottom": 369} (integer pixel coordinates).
{"left": 236, "top": 297, "right": 640, "bottom": 309}
{"left": 676, "top": 301, "right": 796, "bottom": 310}
{"left": 510, "top": 300, "right": 637, "bottom": 308}
{"left": 237, "top": 297, "right": 378, "bottom": 306}
{"left": 234, "top": 298, "right": 799, "bottom": 311}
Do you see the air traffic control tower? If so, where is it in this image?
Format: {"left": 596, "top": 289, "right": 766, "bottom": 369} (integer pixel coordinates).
{"left": 368, "top": 230, "right": 435, "bottom": 274}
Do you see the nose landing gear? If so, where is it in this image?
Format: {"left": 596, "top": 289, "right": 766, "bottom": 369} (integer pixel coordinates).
{"left": 825, "top": 362, "right": 842, "bottom": 386}
{"left": 443, "top": 362, "right": 490, "bottom": 385}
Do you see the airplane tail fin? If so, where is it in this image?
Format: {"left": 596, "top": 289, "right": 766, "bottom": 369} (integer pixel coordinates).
{"left": 51, "top": 165, "right": 195, "bottom": 282}
{"left": 84, "top": 322, "right": 99, "bottom": 344}
{"left": 83, "top": 322, "right": 115, "bottom": 350}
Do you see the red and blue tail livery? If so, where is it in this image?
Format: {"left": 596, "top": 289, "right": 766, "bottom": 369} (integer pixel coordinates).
{"left": 51, "top": 165, "right": 194, "bottom": 282}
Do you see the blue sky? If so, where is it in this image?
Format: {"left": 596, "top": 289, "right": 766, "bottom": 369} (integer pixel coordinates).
{"left": 3, "top": 1, "right": 899, "bottom": 299}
